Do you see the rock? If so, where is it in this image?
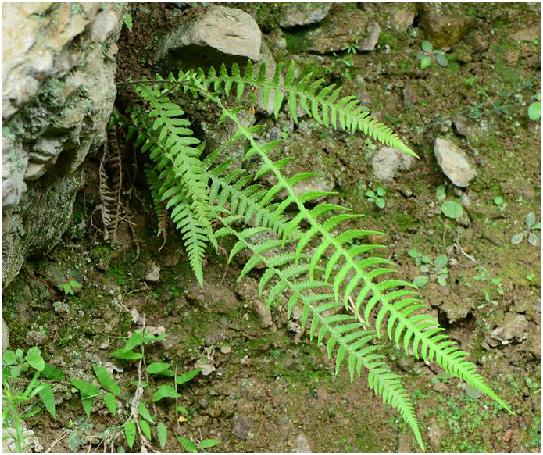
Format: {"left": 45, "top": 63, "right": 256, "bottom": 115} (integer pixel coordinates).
{"left": 304, "top": 8, "right": 375, "bottom": 54}
{"left": 2, "top": 318, "right": 8, "bottom": 352}
{"left": 389, "top": 8, "right": 416, "bottom": 32}
{"left": 431, "top": 382, "right": 449, "bottom": 394}
{"left": 232, "top": 413, "right": 253, "bottom": 439}
{"left": 419, "top": 3, "right": 475, "bottom": 48}
{"left": 433, "top": 138, "right": 476, "bottom": 187}
{"left": 510, "top": 26, "right": 539, "bottom": 42}
{"left": 372, "top": 147, "right": 415, "bottom": 182}
{"left": 278, "top": 3, "right": 331, "bottom": 28}
{"left": 292, "top": 433, "right": 313, "bottom": 453}
{"left": 358, "top": 22, "right": 381, "bottom": 52}
{"left": 195, "top": 357, "right": 216, "bottom": 376}
{"left": 428, "top": 419, "right": 445, "bottom": 447}
{"left": 490, "top": 313, "right": 529, "bottom": 345}
{"left": 157, "top": 5, "right": 262, "bottom": 70}
{"left": 453, "top": 116, "right": 478, "bottom": 139}
{"left": 144, "top": 262, "right": 160, "bottom": 282}
{"left": 2, "top": 3, "right": 124, "bottom": 288}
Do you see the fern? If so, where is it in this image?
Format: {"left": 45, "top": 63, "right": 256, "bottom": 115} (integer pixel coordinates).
{"left": 216, "top": 220, "right": 424, "bottom": 450}
{"left": 130, "top": 85, "right": 215, "bottom": 285}
{"left": 126, "top": 60, "right": 513, "bottom": 449}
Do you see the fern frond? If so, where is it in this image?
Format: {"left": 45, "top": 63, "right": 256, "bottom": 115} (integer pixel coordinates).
{"left": 194, "top": 61, "right": 416, "bottom": 157}
{"left": 130, "top": 89, "right": 213, "bottom": 285}
{"left": 209, "top": 105, "right": 512, "bottom": 415}
{"left": 216, "top": 221, "right": 424, "bottom": 450}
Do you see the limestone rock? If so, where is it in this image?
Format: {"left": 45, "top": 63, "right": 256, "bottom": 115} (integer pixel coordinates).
{"left": 2, "top": 318, "right": 8, "bottom": 352}
{"left": 2, "top": 3, "right": 124, "bottom": 287}
{"left": 157, "top": 5, "right": 262, "bottom": 69}
{"left": 510, "top": 26, "right": 540, "bottom": 42}
{"left": 372, "top": 147, "right": 415, "bottom": 182}
{"left": 292, "top": 434, "right": 313, "bottom": 453}
{"left": 304, "top": 8, "right": 374, "bottom": 54}
{"left": 358, "top": 23, "right": 381, "bottom": 52}
{"left": 490, "top": 314, "right": 529, "bottom": 346}
{"left": 433, "top": 138, "right": 476, "bottom": 187}
{"left": 278, "top": 3, "right": 331, "bottom": 28}
{"left": 419, "top": 3, "right": 475, "bottom": 48}
{"left": 389, "top": 7, "right": 416, "bottom": 32}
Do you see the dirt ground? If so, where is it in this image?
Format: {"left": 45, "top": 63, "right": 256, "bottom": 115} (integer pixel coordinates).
{"left": 3, "top": 2, "right": 540, "bottom": 453}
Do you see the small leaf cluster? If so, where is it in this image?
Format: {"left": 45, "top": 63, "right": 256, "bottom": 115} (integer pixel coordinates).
{"left": 2, "top": 347, "right": 65, "bottom": 452}
{"left": 409, "top": 249, "right": 449, "bottom": 288}
{"left": 417, "top": 41, "right": 449, "bottom": 69}
{"left": 365, "top": 186, "right": 386, "bottom": 209}
{"left": 511, "top": 212, "right": 540, "bottom": 246}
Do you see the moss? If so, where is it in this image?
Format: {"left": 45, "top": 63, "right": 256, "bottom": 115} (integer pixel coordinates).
{"left": 378, "top": 31, "right": 400, "bottom": 49}
{"left": 284, "top": 30, "right": 312, "bottom": 53}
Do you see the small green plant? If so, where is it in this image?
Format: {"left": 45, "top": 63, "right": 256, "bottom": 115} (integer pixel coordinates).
{"left": 177, "top": 436, "right": 221, "bottom": 453}
{"left": 493, "top": 195, "right": 507, "bottom": 211}
{"left": 473, "top": 267, "right": 505, "bottom": 307}
{"left": 365, "top": 186, "right": 386, "bottom": 209}
{"left": 417, "top": 41, "right": 448, "bottom": 69}
{"left": 511, "top": 212, "right": 540, "bottom": 246}
{"left": 2, "top": 347, "right": 64, "bottom": 452}
{"left": 527, "top": 93, "right": 541, "bottom": 121}
{"left": 441, "top": 200, "right": 464, "bottom": 220}
{"left": 409, "top": 249, "right": 449, "bottom": 288}
{"left": 122, "top": 12, "right": 133, "bottom": 32}
{"left": 58, "top": 278, "right": 82, "bottom": 295}
{"left": 68, "top": 328, "right": 204, "bottom": 451}
{"left": 326, "top": 54, "right": 355, "bottom": 80}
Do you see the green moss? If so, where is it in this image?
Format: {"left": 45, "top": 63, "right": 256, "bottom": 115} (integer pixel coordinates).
{"left": 284, "top": 30, "right": 312, "bottom": 53}
{"left": 378, "top": 31, "right": 400, "bottom": 50}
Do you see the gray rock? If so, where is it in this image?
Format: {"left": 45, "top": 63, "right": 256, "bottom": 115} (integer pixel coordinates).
{"left": 389, "top": 8, "right": 416, "bottom": 32}
{"left": 157, "top": 5, "right": 261, "bottom": 69}
{"left": 358, "top": 22, "right": 381, "bottom": 52}
{"left": 279, "top": 3, "right": 331, "bottom": 28}
{"left": 433, "top": 138, "right": 476, "bottom": 187}
{"left": 2, "top": 318, "right": 8, "bottom": 352}
{"left": 372, "top": 147, "right": 415, "bottom": 181}
{"left": 419, "top": 3, "right": 475, "bottom": 48}
{"left": 232, "top": 413, "right": 253, "bottom": 439}
{"left": 490, "top": 314, "right": 529, "bottom": 345}
{"left": 145, "top": 262, "right": 161, "bottom": 282}
{"left": 292, "top": 433, "right": 312, "bottom": 453}
{"left": 510, "top": 26, "right": 540, "bottom": 42}
{"left": 305, "top": 8, "right": 374, "bottom": 54}
{"left": 2, "top": 3, "right": 124, "bottom": 288}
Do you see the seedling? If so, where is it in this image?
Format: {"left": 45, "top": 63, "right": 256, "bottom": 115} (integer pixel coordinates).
{"left": 409, "top": 250, "right": 449, "bottom": 288}
{"left": 365, "top": 186, "right": 386, "bottom": 209}
{"left": 417, "top": 41, "right": 448, "bottom": 69}
{"left": 2, "top": 347, "right": 64, "bottom": 452}
{"left": 58, "top": 279, "right": 82, "bottom": 295}
{"left": 511, "top": 212, "right": 541, "bottom": 246}
{"left": 527, "top": 93, "right": 541, "bottom": 121}
{"left": 441, "top": 200, "right": 464, "bottom": 220}
{"left": 177, "top": 436, "right": 221, "bottom": 453}
{"left": 493, "top": 196, "right": 507, "bottom": 211}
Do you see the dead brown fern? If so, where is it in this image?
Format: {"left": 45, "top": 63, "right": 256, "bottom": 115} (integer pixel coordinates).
{"left": 99, "top": 130, "right": 123, "bottom": 244}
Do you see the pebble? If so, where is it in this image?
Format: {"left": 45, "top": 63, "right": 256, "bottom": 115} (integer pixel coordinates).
{"left": 434, "top": 137, "right": 476, "bottom": 187}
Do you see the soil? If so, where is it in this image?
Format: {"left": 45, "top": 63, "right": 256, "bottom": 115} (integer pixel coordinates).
{"left": 3, "top": 2, "right": 540, "bottom": 453}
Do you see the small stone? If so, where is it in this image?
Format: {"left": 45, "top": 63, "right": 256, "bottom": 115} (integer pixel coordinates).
{"left": 434, "top": 138, "right": 476, "bottom": 187}
{"left": 220, "top": 345, "right": 232, "bottom": 354}
{"left": 510, "top": 26, "right": 539, "bottom": 42}
{"left": 432, "top": 382, "right": 449, "bottom": 394}
{"left": 292, "top": 433, "right": 312, "bottom": 453}
{"left": 419, "top": 3, "right": 475, "bottom": 48}
{"left": 195, "top": 357, "right": 216, "bottom": 376}
{"left": 232, "top": 413, "right": 253, "bottom": 439}
{"left": 144, "top": 262, "right": 160, "bottom": 282}
{"left": 390, "top": 9, "right": 415, "bottom": 32}
{"left": 490, "top": 313, "right": 529, "bottom": 345}
{"left": 2, "top": 319, "right": 9, "bottom": 352}
{"left": 278, "top": 3, "right": 331, "bottom": 28}
{"left": 428, "top": 419, "right": 445, "bottom": 447}
{"left": 358, "top": 23, "right": 381, "bottom": 52}
{"left": 372, "top": 147, "right": 415, "bottom": 182}
{"left": 53, "top": 300, "right": 70, "bottom": 314}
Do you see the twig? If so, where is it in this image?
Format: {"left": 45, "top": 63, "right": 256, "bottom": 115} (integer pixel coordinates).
{"left": 45, "top": 430, "right": 68, "bottom": 453}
